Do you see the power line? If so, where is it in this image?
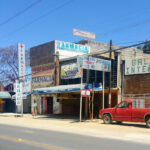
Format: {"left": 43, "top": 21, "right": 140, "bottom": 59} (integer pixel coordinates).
{"left": 0, "top": 0, "right": 42, "bottom": 27}
{"left": 1, "top": 39, "right": 150, "bottom": 83}
{"left": 0, "top": 0, "right": 74, "bottom": 40}
{"left": 96, "top": 18, "right": 150, "bottom": 38}
{"left": 91, "top": 40, "right": 150, "bottom": 56}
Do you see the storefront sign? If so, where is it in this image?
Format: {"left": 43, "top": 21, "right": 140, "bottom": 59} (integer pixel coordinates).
{"left": 125, "top": 58, "right": 150, "bottom": 75}
{"left": 55, "top": 41, "right": 90, "bottom": 54}
{"left": 18, "top": 43, "right": 25, "bottom": 80}
{"left": 32, "top": 75, "right": 54, "bottom": 89}
{"left": 81, "top": 89, "right": 91, "bottom": 97}
{"left": 73, "top": 29, "right": 95, "bottom": 40}
{"left": 61, "top": 63, "right": 81, "bottom": 79}
{"left": 16, "top": 80, "right": 22, "bottom": 105}
{"left": 32, "top": 64, "right": 54, "bottom": 74}
{"left": 77, "top": 56, "right": 111, "bottom": 72}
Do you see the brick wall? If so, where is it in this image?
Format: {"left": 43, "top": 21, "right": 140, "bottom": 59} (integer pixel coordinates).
{"left": 124, "top": 74, "right": 150, "bottom": 94}
{"left": 30, "top": 41, "right": 55, "bottom": 67}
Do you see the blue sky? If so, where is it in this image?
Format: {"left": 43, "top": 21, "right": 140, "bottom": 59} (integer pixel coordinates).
{"left": 0, "top": 0, "right": 150, "bottom": 49}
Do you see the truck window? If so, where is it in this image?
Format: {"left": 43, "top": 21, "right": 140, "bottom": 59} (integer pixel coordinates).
{"left": 117, "top": 101, "right": 129, "bottom": 108}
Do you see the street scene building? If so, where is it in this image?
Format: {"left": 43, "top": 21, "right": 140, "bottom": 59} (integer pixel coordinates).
{"left": 29, "top": 39, "right": 150, "bottom": 119}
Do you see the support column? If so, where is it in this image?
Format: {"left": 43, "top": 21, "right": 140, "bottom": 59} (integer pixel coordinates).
{"left": 85, "top": 98, "right": 88, "bottom": 117}
{"left": 117, "top": 52, "right": 122, "bottom": 103}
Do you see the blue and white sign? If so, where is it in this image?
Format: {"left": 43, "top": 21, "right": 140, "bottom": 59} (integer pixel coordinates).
{"left": 77, "top": 56, "right": 111, "bottom": 72}
{"left": 16, "top": 80, "right": 22, "bottom": 106}
{"left": 55, "top": 41, "right": 90, "bottom": 54}
{"left": 18, "top": 43, "right": 26, "bottom": 80}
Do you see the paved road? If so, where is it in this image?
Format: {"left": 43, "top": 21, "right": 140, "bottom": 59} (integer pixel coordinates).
{"left": 0, "top": 124, "right": 150, "bottom": 150}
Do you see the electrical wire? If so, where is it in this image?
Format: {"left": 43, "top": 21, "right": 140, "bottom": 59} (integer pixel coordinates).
{"left": 0, "top": 0, "right": 42, "bottom": 27}
{"left": 0, "top": 0, "right": 74, "bottom": 40}
{"left": 96, "top": 18, "right": 150, "bottom": 38}
{"left": 0, "top": 39, "right": 150, "bottom": 83}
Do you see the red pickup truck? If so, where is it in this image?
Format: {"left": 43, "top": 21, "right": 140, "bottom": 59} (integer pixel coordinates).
{"left": 99, "top": 99, "right": 150, "bottom": 128}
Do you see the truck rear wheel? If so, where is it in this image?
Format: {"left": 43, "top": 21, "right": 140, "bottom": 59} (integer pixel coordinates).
{"left": 146, "top": 118, "right": 150, "bottom": 128}
{"left": 103, "top": 114, "right": 112, "bottom": 124}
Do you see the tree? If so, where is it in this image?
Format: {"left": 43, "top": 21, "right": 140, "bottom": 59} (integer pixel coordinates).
{"left": 0, "top": 45, "right": 30, "bottom": 86}
{"left": 143, "top": 41, "right": 150, "bottom": 54}
{"left": 0, "top": 45, "right": 18, "bottom": 84}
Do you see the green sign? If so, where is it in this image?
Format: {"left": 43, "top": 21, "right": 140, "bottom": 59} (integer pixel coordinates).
{"left": 125, "top": 58, "right": 150, "bottom": 75}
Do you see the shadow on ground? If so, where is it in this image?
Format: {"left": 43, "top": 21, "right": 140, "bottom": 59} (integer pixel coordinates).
{"left": 100, "top": 122, "right": 147, "bottom": 129}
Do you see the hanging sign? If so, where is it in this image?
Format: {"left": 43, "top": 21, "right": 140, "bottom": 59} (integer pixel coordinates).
{"left": 77, "top": 56, "right": 111, "bottom": 72}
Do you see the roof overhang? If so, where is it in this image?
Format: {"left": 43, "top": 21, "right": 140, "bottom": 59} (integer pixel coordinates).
{"left": 0, "top": 92, "right": 11, "bottom": 99}
{"left": 32, "top": 84, "right": 102, "bottom": 95}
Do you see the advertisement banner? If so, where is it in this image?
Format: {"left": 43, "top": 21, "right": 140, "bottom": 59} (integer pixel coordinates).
{"left": 61, "top": 63, "right": 81, "bottom": 79}
{"left": 32, "top": 75, "right": 54, "bottom": 89}
{"left": 18, "top": 43, "right": 25, "bottom": 80}
{"left": 77, "top": 56, "right": 111, "bottom": 72}
{"left": 73, "top": 29, "right": 95, "bottom": 40}
{"left": 125, "top": 58, "right": 150, "bottom": 75}
{"left": 32, "top": 63, "right": 54, "bottom": 77}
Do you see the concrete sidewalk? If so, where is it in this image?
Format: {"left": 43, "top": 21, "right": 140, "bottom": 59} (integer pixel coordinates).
{"left": 0, "top": 115, "right": 150, "bottom": 145}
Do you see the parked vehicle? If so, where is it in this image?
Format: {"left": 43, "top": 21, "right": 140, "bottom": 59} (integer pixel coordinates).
{"left": 99, "top": 99, "right": 150, "bottom": 128}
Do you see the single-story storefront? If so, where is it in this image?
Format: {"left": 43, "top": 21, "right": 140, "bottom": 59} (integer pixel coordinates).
{"left": 32, "top": 84, "right": 118, "bottom": 118}
{"left": 0, "top": 92, "right": 15, "bottom": 112}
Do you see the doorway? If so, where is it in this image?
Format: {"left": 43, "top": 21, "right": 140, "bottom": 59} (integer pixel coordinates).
{"left": 46, "top": 97, "right": 53, "bottom": 114}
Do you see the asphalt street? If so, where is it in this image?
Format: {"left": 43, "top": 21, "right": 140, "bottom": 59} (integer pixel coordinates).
{"left": 0, "top": 124, "right": 150, "bottom": 150}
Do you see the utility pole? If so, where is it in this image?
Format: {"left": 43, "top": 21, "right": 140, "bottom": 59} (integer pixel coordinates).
{"left": 109, "top": 40, "right": 112, "bottom": 108}
{"left": 55, "top": 51, "right": 59, "bottom": 86}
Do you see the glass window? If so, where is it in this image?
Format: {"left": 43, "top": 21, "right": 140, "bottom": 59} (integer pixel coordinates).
{"left": 117, "top": 101, "right": 129, "bottom": 108}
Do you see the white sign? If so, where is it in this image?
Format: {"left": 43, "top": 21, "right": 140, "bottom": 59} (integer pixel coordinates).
{"left": 55, "top": 40, "right": 90, "bottom": 59}
{"left": 77, "top": 56, "right": 111, "bottom": 72}
{"left": 125, "top": 58, "right": 150, "bottom": 75}
{"left": 14, "top": 80, "right": 31, "bottom": 93}
{"left": 18, "top": 43, "right": 26, "bottom": 80}
{"left": 73, "top": 29, "right": 95, "bottom": 40}
{"left": 16, "top": 80, "right": 22, "bottom": 105}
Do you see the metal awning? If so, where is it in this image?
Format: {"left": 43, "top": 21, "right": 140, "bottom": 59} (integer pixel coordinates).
{"left": 0, "top": 92, "right": 11, "bottom": 99}
{"left": 12, "top": 93, "right": 31, "bottom": 100}
{"left": 32, "top": 83, "right": 102, "bottom": 95}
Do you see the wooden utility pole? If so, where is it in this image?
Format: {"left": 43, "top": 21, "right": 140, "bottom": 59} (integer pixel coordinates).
{"left": 91, "top": 82, "right": 94, "bottom": 120}
{"left": 109, "top": 40, "right": 112, "bottom": 108}
{"left": 55, "top": 51, "right": 59, "bottom": 86}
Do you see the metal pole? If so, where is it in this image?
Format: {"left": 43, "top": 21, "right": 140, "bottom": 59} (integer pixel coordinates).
{"left": 103, "top": 71, "right": 105, "bottom": 109}
{"left": 109, "top": 40, "right": 112, "bottom": 107}
{"left": 80, "top": 68, "right": 83, "bottom": 122}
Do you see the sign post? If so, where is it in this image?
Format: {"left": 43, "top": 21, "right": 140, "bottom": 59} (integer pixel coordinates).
{"left": 79, "top": 68, "right": 83, "bottom": 122}
{"left": 18, "top": 43, "right": 25, "bottom": 116}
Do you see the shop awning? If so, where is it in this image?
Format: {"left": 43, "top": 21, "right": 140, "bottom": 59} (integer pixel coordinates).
{"left": 33, "top": 83, "right": 102, "bottom": 95}
{"left": 12, "top": 93, "right": 31, "bottom": 100}
{"left": 0, "top": 92, "right": 11, "bottom": 99}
